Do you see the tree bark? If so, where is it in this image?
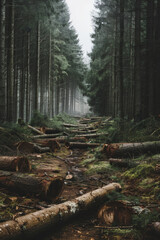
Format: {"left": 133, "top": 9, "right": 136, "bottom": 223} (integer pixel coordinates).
{"left": 35, "top": 20, "right": 40, "bottom": 111}
{"left": 0, "top": 170, "right": 64, "bottom": 202}
{"left": 119, "top": 0, "right": 124, "bottom": 119}
{"left": 0, "top": 0, "right": 6, "bottom": 121}
{"left": 27, "top": 125, "right": 44, "bottom": 135}
{"left": 6, "top": 0, "right": 14, "bottom": 121}
{"left": 0, "top": 156, "right": 31, "bottom": 172}
{"left": 74, "top": 133, "right": 108, "bottom": 138}
{"left": 109, "top": 158, "right": 129, "bottom": 167}
{"left": 17, "top": 141, "right": 50, "bottom": 154}
{"left": 66, "top": 142, "right": 100, "bottom": 149}
{"left": 102, "top": 141, "right": 160, "bottom": 158}
{"left": 0, "top": 183, "right": 121, "bottom": 240}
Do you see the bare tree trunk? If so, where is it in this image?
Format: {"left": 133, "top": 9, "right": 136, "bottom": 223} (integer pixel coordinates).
{"left": 119, "top": 0, "right": 124, "bottom": 119}
{"left": 35, "top": 20, "right": 40, "bottom": 111}
{"left": 26, "top": 31, "right": 31, "bottom": 122}
{"left": 0, "top": 0, "right": 6, "bottom": 121}
{"left": 134, "top": 0, "right": 141, "bottom": 120}
{"left": 48, "top": 29, "right": 52, "bottom": 117}
{"left": 6, "top": 0, "right": 14, "bottom": 122}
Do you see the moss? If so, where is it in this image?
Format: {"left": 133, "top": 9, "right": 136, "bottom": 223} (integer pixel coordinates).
{"left": 86, "top": 161, "right": 114, "bottom": 174}
{"left": 80, "top": 157, "right": 96, "bottom": 166}
{"left": 103, "top": 228, "right": 142, "bottom": 240}
{"left": 123, "top": 163, "right": 155, "bottom": 180}
{"left": 139, "top": 178, "right": 155, "bottom": 189}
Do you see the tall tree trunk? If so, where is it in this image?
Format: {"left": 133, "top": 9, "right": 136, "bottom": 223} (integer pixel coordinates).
{"left": 26, "top": 31, "right": 31, "bottom": 122}
{"left": 48, "top": 29, "right": 52, "bottom": 117}
{"left": 0, "top": 0, "right": 6, "bottom": 121}
{"left": 154, "top": 0, "right": 160, "bottom": 115}
{"left": 6, "top": 0, "right": 14, "bottom": 122}
{"left": 144, "top": 0, "right": 154, "bottom": 117}
{"left": 35, "top": 20, "right": 40, "bottom": 111}
{"left": 134, "top": 0, "right": 141, "bottom": 120}
{"left": 119, "top": 0, "right": 124, "bottom": 119}
{"left": 19, "top": 33, "right": 25, "bottom": 120}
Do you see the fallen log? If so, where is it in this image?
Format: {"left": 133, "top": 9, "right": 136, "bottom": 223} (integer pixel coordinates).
{"left": 33, "top": 136, "right": 87, "bottom": 144}
{"left": 109, "top": 158, "right": 130, "bottom": 168}
{"left": 0, "top": 170, "right": 64, "bottom": 202}
{"left": 66, "top": 129, "right": 98, "bottom": 134}
{"left": 0, "top": 182, "right": 121, "bottom": 240}
{"left": 98, "top": 200, "right": 132, "bottom": 226}
{"left": 66, "top": 142, "right": 100, "bottom": 149}
{"left": 17, "top": 141, "right": 50, "bottom": 154}
{"left": 27, "top": 125, "right": 44, "bottom": 135}
{"left": 102, "top": 141, "right": 160, "bottom": 158}
{"left": 40, "top": 127, "right": 61, "bottom": 134}
{"left": 63, "top": 123, "right": 87, "bottom": 128}
{"left": 0, "top": 156, "right": 31, "bottom": 172}
{"left": 32, "top": 133, "right": 63, "bottom": 139}
{"left": 75, "top": 133, "right": 108, "bottom": 138}
{"left": 32, "top": 140, "right": 61, "bottom": 152}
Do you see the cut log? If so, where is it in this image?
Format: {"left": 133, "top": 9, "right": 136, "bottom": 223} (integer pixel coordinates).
{"left": 66, "top": 129, "right": 98, "bottom": 134}
{"left": 98, "top": 201, "right": 132, "bottom": 226}
{"left": 0, "top": 156, "right": 31, "bottom": 172}
{"left": 102, "top": 141, "right": 160, "bottom": 158}
{"left": 33, "top": 136, "right": 87, "bottom": 144}
{"left": 27, "top": 125, "right": 44, "bottom": 135}
{"left": 17, "top": 141, "right": 50, "bottom": 154}
{"left": 75, "top": 133, "right": 108, "bottom": 138}
{"left": 32, "top": 133, "right": 63, "bottom": 139}
{"left": 0, "top": 170, "right": 64, "bottom": 202}
{"left": 40, "top": 127, "right": 61, "bottom": 134}
{"left": 0, "top": 182, "right": 121, "bottom": 240}
{"left": 32, "top": 140, "right": 61, "bottom": 152}
{"left": 63, "top": 123, "right": 88, "bottom": 128}
{"left": 66, "top": 142, "right": 100, "bottom": 149}
{"left": 109, "top": 158, "right": 129, "bottom": 167}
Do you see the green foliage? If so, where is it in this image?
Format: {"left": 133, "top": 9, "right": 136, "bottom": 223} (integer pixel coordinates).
{"left": 123, "top": 163, "right": 155, "bottom": 180}
{"left": 30, "top": 111, "right": 51, "bottom": 127}
{"left": 52, "top": 113, "right": 77, "bottom": 124}
{"left": 0, "top": 123, "right": 31, "bottom": 152}
{"left": 86, "top": 162, "right": 114, "bottom": 174}
{"left": 132, "top": 210, "right": 159, "bottom": 230}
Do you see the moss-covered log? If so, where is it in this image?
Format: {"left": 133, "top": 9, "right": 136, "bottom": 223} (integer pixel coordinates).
{"left": 0, "top": 182, "right": 121, "bottom": 240}
{"left": 0, "top": 156, "right": 31, "bottom": 172}
{"left": 0, "top": 170, "right": 64, "bottom": 201}
{"left": 102, "top": 141, "right": 160, "bottom": 158}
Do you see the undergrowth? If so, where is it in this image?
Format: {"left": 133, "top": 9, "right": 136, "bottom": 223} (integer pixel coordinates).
{"left": 100, "top": 116, "right": 160, "bottom": 143}
{"left": 30, "top": 112, "right": 77, "bottom": 131}
{"left": 0, "top": 123, "right": 31, "bottom": 153}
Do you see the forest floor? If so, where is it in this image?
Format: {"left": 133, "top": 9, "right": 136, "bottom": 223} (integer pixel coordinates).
{"left": 1, "top": 115, "right": 160, "bottom": 240}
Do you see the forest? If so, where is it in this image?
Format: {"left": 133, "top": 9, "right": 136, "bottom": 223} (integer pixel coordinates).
{"left": 0, "top": 0, "right": 87, "bottom": 123}
{"left": 1, "top": 0, "right": 160, "bottom": 240}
